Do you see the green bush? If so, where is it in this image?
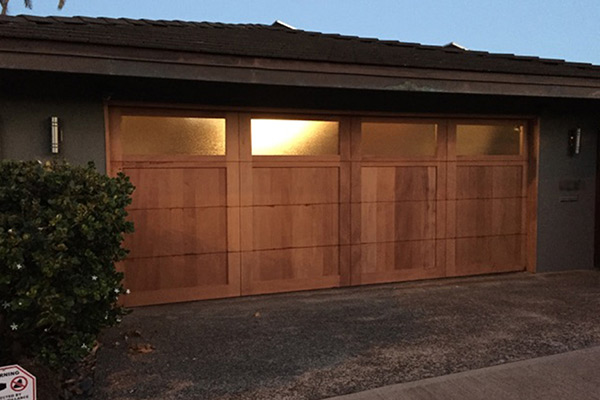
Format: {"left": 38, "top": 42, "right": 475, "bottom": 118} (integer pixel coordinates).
{"left": 0, "top": 160, "right": 134, "bottom": 367}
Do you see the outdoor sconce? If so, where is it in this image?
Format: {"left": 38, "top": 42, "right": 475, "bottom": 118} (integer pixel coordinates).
{"left": 568, "top": 128, "right": 581, "bottom": 157}
{"left": 50, "top": 116, "right": 62, "bottom": 154}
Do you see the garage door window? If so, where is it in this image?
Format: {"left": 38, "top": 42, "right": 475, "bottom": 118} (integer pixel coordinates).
{"left": 251, "top": 119, "right": 339, "bottom": 155}
{"left": 121, "top": 116, "right": 226, "bottom": 155}
{"left": 456, "top": 123, "right": 523, "bottom": 156}
{"left": 361, "top": 122, "right": 437, "bottom": 157}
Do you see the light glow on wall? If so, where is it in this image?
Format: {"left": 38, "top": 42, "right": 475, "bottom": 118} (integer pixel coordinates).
{"left": 251, "top": 119, "right": 339, "bottom": 155}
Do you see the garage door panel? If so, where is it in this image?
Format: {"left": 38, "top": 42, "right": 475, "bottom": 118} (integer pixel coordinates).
{"left": 360, "top": 240, "right": 439, "bottom": 273}
{"left": 394, "top": 167, "right": 438, "bottom": 201}
{"left": 491, "top": 235, "right": 525, "bottom": 268}
{"left": 122, "top": 253, "right": 238, "bottom": 306}
{"left": 454, "top": 234, "right": 524, "bottom": 275}
{"left": 455, "top": 199, "right": 491, "bottom": 237}
{"left": 252, "top": 167, "right": 339, "bottom": 205}
{"left": 125, "top": 207, "right": 227, "bottom": 258}
{"left": 361, "top": 166, "right": 437, "bottom": 202}
{"left": 252, "top": 204, "right": 339, "bottom": 250}
{"left": 361, "top": 201, "right": 437, "bottom": 242}
{"left": 361, "top": 167, "right": 395, "bottom": 202}
{"left": 491, "top": 198, "right": 523, "bottom": 235}
{"left": 491, "top": 166, "right": 523, "bottom": 198}
{"left": 455, "top": 198, "right": 523, "bottom": 237}
{"left": 125, "top": 167, "right": 227, "bottom": 209}
{"left": 357, "top": 162, "right": 442, "bottom": 285}
{"left": 456, "top": 166, "right": 494, "bottom": 199}
{"left": 456, "top": 165, "right": 523, "bottom": 199}
{"left": 356, "top": 241, "right": 445, "bottom": 284}
{"left": 123, "top": 253, "right": 229, "bottom": 292}
{"left": 241, "top": 246, "right": 340, "bottom": 295}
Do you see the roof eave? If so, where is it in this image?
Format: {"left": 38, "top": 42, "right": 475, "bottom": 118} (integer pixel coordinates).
{"left": 1, "top": 38, "right": 600, "bottom": 99}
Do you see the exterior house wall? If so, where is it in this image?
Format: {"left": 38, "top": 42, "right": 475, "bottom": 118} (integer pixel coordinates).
{"left": 0, "top": 71, "right": 598, "bottom": 274}
{"left": 537, "top": 110, "right": 598, "bottom": 272}
{"left": 0, "top": 71, "right": 106, "bottom": 171}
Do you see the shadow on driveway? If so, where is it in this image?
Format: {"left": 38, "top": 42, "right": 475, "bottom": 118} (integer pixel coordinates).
{"left": 93, "top": 270, "right": 600, "bottom": 400}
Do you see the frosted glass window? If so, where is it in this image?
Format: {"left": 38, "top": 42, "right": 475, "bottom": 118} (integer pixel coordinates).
{"left": 251, "top": 119, "right": 339, "bottom": 155}
{"left": 121, "top": 116, "right": 225, "bottom": 155}
{"left": 457, "top": 124, "right": 522, "bottom": 156}
{"left": 362, "top": 122, "right": 437, "bottom": 157}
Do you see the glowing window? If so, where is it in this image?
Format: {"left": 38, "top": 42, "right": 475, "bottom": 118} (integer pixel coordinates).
{"left": 362, "top": 122, "right": 437, "bottom": 157}
{"left": 456, "top": 124, "right": 523, "bottom": 156}
{"left": 251, "top": 119, "right": 339, "bottom": 156}
{"left": 121, "top": 116, "right": 225, "bottom": 155}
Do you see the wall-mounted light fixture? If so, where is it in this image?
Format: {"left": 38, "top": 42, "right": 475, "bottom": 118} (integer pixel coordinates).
{"left": 568, "top": 128, "right": 581, "bottom": 157}
{"left": 50, "top": 116, "right": 62, "bottom": 154}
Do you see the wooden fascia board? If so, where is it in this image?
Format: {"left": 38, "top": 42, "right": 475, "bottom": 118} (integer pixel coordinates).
{"left": 1, "top": 39, "right": 600, "bottom": 99}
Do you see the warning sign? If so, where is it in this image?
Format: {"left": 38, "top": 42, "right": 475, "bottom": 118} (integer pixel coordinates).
{"left": 10, "top": 376, "right": 28, "bottom": 392}
{"left": 0, "top": 365, "right": 36, "bottom": 400}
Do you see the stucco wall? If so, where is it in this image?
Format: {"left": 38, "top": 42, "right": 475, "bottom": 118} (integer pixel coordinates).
{"left": 536, "top": 110, "right": 598, "bottom": 271}
{"left": 0, "top": 71, "right": 106, "bottom": 171}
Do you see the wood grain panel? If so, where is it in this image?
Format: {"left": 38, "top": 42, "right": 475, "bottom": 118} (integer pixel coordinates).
{"left": 454, "top": 234, "right": 524, "bottom": 275}
{"left": 241, "top": 246, "right": 341, "bottom": 295}
{"left": 356, "top": 241, "right": 445, "bottom": 285}
{"left": 356, "top": 162, "right": 442, "bottom": 285}
{"left": 456, "top": 165, "right": 523, "bottom": 199}
{"left": 361, "top": 166, "right": 437, "bottom": 202}
{"left": 123, "top": 253, "right": 228, "bottom": 292}
{"left": 491, "top": 197, "right": 523, "bottom": 235}
{"left": 492, "top": 166, "right": 523, "bottom": 198}
{"left": 395, "top": 167, "right": 437, "bottom": 201}
{"left": 252, "top": 167, "right": 339, "bottom": 205}
{"left": 361, "top": 201, "right": 436, "bottom": 242}
{"left": 125, "top": 167, "right": 226, "bottom": 209}
{"left": 455, "top": 198, "right": 523, "bottom": 237}
{"left": 125, "top": 207, "right": 227, "bottom": 258}
{"left": 123, "top": 253, "right": 238, "bottom": 307}
{"left": 360, "top": 240, "right": 437, "bottom": 273}
{"left": 252, "top": 204, "right": 339, "bottom": 250}
{"left": 451, "top": 160, "right": 526, "bottom": 275}
{"left": 456, "top": 166, "right": 493, "bottom": 199}
{"left": 361, "top": 167, "right": 395, "bottom": 202}
{"left": 254, "top": 246, "right": 339, "bottom": 281}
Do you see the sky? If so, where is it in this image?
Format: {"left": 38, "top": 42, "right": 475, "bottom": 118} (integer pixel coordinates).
{"left": 4, "top": 0, "right": 600, "bottom": 65}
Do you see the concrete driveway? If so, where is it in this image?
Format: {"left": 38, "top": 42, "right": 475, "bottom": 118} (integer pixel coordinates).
{"left": 93, "top": 270, "right": 600, "bottom": 400}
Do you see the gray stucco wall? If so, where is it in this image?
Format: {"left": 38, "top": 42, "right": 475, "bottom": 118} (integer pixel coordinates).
{"left": 1, "top": 70, "right": 598, "bottom": 273}
{"left": 536, "top": 111, "right": 598, "bottom": 271}
{"left": 0, "top": 72, "right": 106, "bottom": 171}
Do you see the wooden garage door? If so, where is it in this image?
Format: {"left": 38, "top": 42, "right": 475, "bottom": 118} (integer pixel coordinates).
{"left": 108, "top": 109, "right": 242, "bottom": 306}
{"left": 352, "top": 118, "right": 529, "bottom": 285}
{"left": 239, "top": 116, "right": 351, "bottom": 295}
{"left": 447, "top": 121, "right": 528, "bottom": 276}
{"left": 351, "top": 119, "right": 448, "bottom": 285}
{"left": 108, "top": 108, "right": 531, "bottom": 306}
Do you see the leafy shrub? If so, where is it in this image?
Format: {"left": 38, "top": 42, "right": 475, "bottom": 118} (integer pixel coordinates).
{"left": 0, "top": 160, "right": 134, "bottom": 367}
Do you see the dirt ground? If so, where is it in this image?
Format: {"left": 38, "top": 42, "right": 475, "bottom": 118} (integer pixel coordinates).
{"left": 92, "top": 270, "right": 600, "bottom": 400}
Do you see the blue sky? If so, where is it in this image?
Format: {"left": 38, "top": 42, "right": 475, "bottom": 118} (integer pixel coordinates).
{"left": 5, "top": 0, "right": 600, "bottom": 65}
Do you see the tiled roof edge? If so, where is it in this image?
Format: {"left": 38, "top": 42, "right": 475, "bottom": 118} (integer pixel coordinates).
{"left": 0, "top": 14, "right": 599, "bottom": 73}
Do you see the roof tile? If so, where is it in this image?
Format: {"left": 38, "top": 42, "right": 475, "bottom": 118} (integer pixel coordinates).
{"left": 0, "top": 14, "right": 598, "bottom": 79}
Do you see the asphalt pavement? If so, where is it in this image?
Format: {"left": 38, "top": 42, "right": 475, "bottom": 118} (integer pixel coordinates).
{"left": 93, "top": 270, "right": 600, "bottom": 399}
